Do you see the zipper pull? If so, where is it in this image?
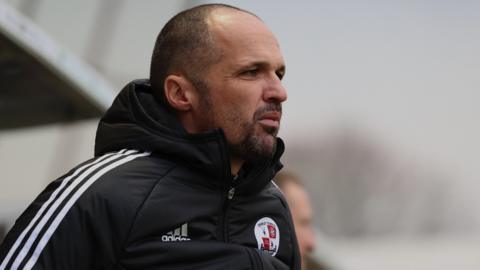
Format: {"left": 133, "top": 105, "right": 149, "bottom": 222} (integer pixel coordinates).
{"left": 228, "top": 187, "right": 235, "bottom": 200}
{"left": 228, "top": 174, "right": 238, "bottom": 200}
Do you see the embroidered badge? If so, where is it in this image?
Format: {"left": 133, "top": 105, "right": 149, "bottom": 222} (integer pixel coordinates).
{"left": 254, "top": 217, "right": 280, "bottom": 256}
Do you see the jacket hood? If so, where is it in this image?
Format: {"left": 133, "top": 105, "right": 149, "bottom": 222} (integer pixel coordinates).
{"left": 95, "top": 79, "right": 284, "bottom": 191}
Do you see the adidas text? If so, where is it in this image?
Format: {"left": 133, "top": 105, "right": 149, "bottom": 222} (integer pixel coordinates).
{"left": 161, "top": 234, "right": 190, "bottom": 242}
{"left": 161, "top": 223, "right": 191, "bottom": 242}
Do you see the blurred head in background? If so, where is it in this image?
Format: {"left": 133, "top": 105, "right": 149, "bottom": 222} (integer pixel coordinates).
{"left": 275, "top": 171, "right": 316, "bottom": 269}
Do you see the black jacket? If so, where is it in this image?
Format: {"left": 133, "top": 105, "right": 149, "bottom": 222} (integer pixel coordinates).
{"left": 0, "top": 80, "right": 300, "bottom": 270}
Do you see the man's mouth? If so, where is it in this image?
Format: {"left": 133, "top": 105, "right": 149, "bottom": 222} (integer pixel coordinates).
{"left": 258, "top": 111, "right": 281, "bottom": 129}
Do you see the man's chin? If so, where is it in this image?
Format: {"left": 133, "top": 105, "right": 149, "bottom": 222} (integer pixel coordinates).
{"left": 260, "top": 124, "right": 279, "bottom": 136}
{"left": 229, "top": 134, "right": 277, "bottom": 162}
{"left": 254, "top": 135, "right": 278, "bottom": 159}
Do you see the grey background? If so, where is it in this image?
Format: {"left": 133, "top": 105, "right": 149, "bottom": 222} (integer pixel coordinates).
{"left": 1, "top": 0, "right": 480, "bottom": 269}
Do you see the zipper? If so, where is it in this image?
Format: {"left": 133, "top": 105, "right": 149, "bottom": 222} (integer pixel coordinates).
{"left": 216, "top": 129, "right": 238, "bottom": 243}
{"left": 227, "top": 187, "right": 235, "bottom": 200}
{"left": 228, "top": 174, "right": 237, "bottom": 200}
{"left": 220, "top": 174, "right": 238, "bottom": 242}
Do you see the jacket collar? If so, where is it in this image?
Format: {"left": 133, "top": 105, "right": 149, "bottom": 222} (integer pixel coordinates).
{"left": 95, "top": 79, "right": 284, "bottom": 192}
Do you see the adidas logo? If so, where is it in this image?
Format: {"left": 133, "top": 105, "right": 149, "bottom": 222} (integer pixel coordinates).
{"left": 161, "top": 223, "right": 191, "bottom": 242}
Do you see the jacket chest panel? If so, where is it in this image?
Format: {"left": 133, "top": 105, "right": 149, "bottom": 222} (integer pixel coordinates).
{"left": 127, "top": 178, "right": 223, "bottom": 245}
{"left": 223, "top": 192, "right": 295, "bottom": 265}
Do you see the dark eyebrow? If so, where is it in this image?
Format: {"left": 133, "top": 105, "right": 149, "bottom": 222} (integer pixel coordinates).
{"left": 241, "top": 61, "right": 286, "bottom": 73}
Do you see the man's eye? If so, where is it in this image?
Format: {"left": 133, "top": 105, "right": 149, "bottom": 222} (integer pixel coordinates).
{"left": 241, "top": 69, "right": 259, "bottom": 77}
{"left": 276, "top": 70, "right": 284, "bottom": 80}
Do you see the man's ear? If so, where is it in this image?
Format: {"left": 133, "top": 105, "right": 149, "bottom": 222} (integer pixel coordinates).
{"left": 163, "top": 74, "right": 196, "bottom": 111}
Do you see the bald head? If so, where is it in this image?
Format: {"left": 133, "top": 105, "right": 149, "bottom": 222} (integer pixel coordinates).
{"left": 149, "top": 4, "right": 259, "bottom": 107}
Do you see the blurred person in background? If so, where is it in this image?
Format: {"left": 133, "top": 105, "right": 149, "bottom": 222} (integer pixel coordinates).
{"left": 275, "top": 171, "right": 323, "bottom": 270}
{"left": 0, "top": 4, "right": 300, "bottom": 270}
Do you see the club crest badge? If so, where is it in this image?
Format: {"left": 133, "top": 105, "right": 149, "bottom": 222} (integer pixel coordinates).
{"left": 254, "top": 217, "right": 280, "bottom": 256}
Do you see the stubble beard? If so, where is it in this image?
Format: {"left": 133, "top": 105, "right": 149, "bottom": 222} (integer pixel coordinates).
{"left": 193, "top": 78, "right": 280, "bottom": 163}
{"left": 228, "top": 103, "right": 281, "bottom": 162}
{"left": 201, "top": 102, "right": 280, "bottom": 162}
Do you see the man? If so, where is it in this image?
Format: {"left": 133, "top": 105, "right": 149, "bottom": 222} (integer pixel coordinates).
{"left": 275, "top": 172, "right": 316, "bottom": 270}
{"left": 0, "top": 4, "right": 300, "bottom": 270}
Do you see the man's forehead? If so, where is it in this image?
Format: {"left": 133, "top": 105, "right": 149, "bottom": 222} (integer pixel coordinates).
{"left": 208, "top": 12, "right": 281, "bottom": 56}
{"left": 207, "top": 7, "right": 261, "bottom": 27}
{"left": 207, "top": 9, "right": 273, "bottom": 40}
{"left": 284, "top": 183, "right": 310, "bottom": 205}
{"left": 198, "top": 7, "right": 285, "bottom": 77}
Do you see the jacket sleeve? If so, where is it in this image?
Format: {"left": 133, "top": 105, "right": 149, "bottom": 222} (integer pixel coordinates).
{"left": 0, "top": 178, "right": 97, "bottom": 270}
{"left": 0, "top": 161, "right": 141, "bottom": 270}
{"left": 120, "top": 240, "right": 290, "bottom": 270}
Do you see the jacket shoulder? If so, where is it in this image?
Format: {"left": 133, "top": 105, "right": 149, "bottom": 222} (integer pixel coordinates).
{"left": 73, "top": 151, "right": 177, "bottom": 230}
{"left": 81, "top": 151, "right": 175, "bottom": 204}
{"left": 0, "top": 150, "right": 177, "bottom": 269}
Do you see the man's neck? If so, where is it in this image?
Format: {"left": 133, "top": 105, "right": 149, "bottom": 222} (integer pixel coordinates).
{"left": 230, "top": 157, "right": 244, "bottom": 175}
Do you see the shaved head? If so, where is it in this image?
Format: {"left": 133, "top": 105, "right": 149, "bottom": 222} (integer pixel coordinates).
{"left": 149, "top": 4, "right": 258, "bottom": 107}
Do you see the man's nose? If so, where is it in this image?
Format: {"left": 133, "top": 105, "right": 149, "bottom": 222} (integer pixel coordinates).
{"left": 263, "top": 75, "right": 287, "bottom": 103}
